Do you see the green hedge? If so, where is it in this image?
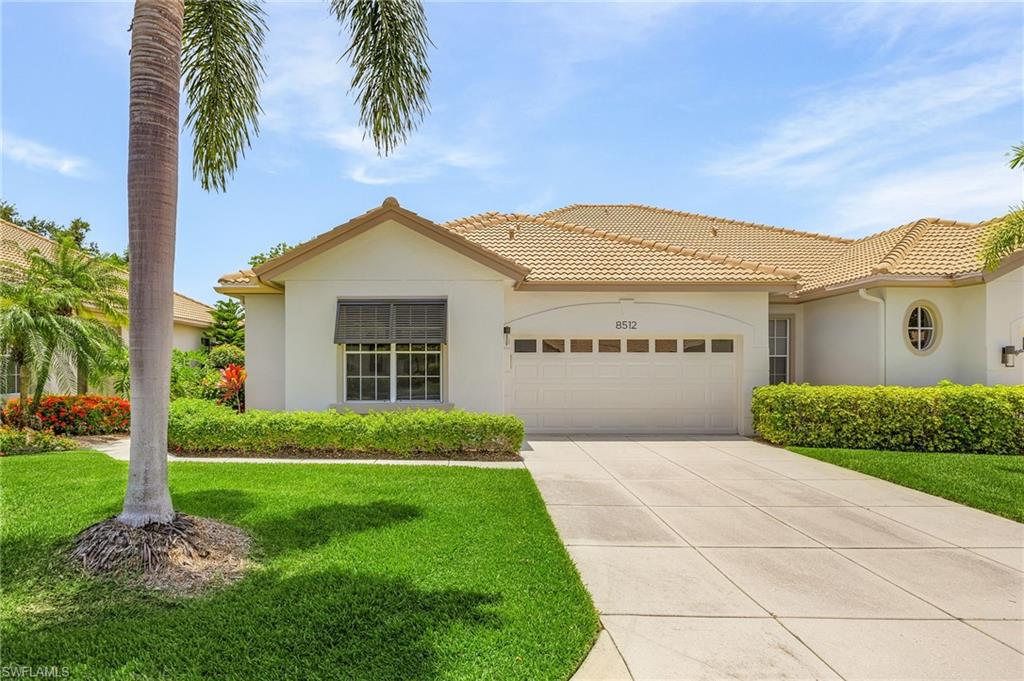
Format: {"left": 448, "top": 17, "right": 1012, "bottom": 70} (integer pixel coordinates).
{"left": 167, "top": 399, "right": 526, "bottom": 458}
{"left": 752, "top": 383, "right": 1024, "bottom": 455}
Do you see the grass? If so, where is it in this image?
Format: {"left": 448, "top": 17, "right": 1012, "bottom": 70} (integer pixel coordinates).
{"left": 1, "top": 451, "right": 598, "bottom": 680}
{"left": 790, "top": 447, "right": 1024, "bottom": 522}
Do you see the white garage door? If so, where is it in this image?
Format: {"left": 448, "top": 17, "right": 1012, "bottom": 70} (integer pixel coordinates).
{"left": 509, "top": 337, "right": 738, "bottom": 434}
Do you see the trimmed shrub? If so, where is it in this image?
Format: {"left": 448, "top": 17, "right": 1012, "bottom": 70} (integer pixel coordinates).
{"left": 2, "top": 395, "right": 130, "bottom": 435}
{"left": 207, "top": 344, "right": 245, "bottom": 369}
{"left": 168, "top": 399, "right": 526, "bottom": 459}
{"left": 0, "top": 427, "right": 78, "bottom": 455}
{"left": 752, "top": 382, "right": 1024, "bottom": 455}
{"left": 170, "top": 349, "right": 220, "bottom": 400}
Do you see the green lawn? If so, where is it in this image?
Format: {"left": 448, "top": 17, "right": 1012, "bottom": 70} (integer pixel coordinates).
{"left": 1, "top": 451, "right": 598, "bottom": 680}
{"left": 790, "top": 447, "right": 1024, "bottom": 522}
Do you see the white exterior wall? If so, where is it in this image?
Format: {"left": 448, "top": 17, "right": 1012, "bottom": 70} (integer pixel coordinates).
{"left": 172, "top": 323, "right": 206, "bottom": 351}
{"left": 986, "top": 267, "right": 1024, "bottom": 386}
{"left": 798, "top": 282, "right": 1016, "bottom": 387}
{"left": 504, "top": 291, "right": 769, "bottom": 435}
{"left": 883, "top": 286, "right": 985, "bottom": 386}
{"left": 243, "top": 294, "right": 286, "bottom": 410}
{"left": 801, "top": 291, "right": 882, "bottom": 385}
{"left": 275, "top": 220, "right": 509, "bottom": 413}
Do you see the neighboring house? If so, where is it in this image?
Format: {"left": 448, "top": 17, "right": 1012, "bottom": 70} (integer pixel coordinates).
{"left": 216, "top": 198, "right": 1022, "bottom": 436}
{"left": 1, "top": 219, "right": 215, "bottom": 396}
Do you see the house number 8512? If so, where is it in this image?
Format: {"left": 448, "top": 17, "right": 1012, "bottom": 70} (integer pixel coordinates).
{"left": 615, "top": 321, "right": 638, "bottom": 329}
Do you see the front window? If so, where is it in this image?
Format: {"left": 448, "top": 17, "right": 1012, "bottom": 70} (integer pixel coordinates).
{"left": 344, "top": 343, "right": 442, "bottom": 402}
{"left": 769, "top": 318, "right": 790, "bottom": 384}
{"left": 395, "top": 343, "right": 441, "bottom": 401}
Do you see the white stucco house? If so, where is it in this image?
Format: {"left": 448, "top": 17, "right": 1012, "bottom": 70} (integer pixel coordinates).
{"left": 216, "top": 199, "right": 1022, "bottom": 436}
{"left": 1, "top": 219, "right": 214, "bottom": 397}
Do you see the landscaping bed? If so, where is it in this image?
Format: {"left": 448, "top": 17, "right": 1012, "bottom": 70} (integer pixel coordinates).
{"left": 1, "top": 450, "right": 598, "bottom": 679}
{"left": 168, "top": 399, "right": 525, "bottom": 461}
{"left": 790, "top": 447, "right": 1024, "bottom": 522}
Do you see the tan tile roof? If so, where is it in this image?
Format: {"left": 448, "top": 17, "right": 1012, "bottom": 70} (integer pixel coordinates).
{"left": 536, "top": 204, "right": 851, "bottom": 278}
{"left": 1, "top": 219, "right": 213, "bottom": 326}
{"left": 444, "top": 213, "right": 798, "bottom": 283}
{"left": 795, "top": 217, "right": 1004, "bottom": 295}
{"left": 215, "top": 199, "right": 1011, "bottom": 298}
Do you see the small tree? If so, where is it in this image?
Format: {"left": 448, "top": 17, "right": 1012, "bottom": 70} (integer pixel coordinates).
{"left": 248, "top": 242, "right": 293, "bottom": 268}
{"left": 203, "top": 300, "right": 245, "bottom": 349}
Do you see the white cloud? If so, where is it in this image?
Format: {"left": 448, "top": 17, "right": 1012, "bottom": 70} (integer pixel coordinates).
{"left": 827, "top": 153, "right": 1022, "bottom": 235}
{"left": 1, "top": 131, "right": 89, "bottom": 177}
{"left": 706, "top": 52, "right": 1021, "bottom": 186}
{"left": 258, "top": 4, "right": 501, "bottom": 186}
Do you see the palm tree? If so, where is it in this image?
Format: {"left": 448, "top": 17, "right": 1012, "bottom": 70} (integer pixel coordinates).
{"left": 119, "top": 0, "right": 430, "bottom": 527}
{"left": 982, "top": 144, "right": 1024, "bottom": 271}
{"left": 19, "top": 238, "right": 128, "bottom": 397}
{"left": 0, "top": 242, "right": 125, "bottom": 426}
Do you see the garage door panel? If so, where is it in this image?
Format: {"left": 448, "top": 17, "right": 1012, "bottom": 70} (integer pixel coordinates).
{"left": 510, "top": 337, "right": 739, "bottom": 434}
{"left": 513, "top": 364, "right": 539, "bottom": 379}
{"left": 569, "top": 364, "right": 595, "bottom": 378}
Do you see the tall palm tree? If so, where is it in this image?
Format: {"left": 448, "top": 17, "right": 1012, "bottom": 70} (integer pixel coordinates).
{"left": 120, "top": 0, "right": 430, "bottom": 527}
{"left": 0, "top": 242, "right": 125, "bottom": 426}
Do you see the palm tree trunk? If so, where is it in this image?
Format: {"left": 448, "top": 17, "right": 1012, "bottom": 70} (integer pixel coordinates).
{"left": 17, "top": 356, "right": 30, "bottom": 429}
{"left": 77, "top": 351, "right": 88, "bottom": 394}
{"left": 118, "top": 0, "right": 183, "bottom": 527}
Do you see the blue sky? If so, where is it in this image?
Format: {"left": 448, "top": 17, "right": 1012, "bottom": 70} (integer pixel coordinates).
{"left": 2, "top": 1, "right": 1022, "bottom": 304}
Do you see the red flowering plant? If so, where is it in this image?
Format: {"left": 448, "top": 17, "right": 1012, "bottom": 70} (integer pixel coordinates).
{"left": 218, "top": 364, "right": 246, "bottom": 413}
{"left": 1, "top": 395, "right": 130, "bottom": 435}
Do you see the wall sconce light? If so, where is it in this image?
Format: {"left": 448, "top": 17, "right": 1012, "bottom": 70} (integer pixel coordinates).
{"left": 1002, "top": 341, "right": 1022, "bottom": 368}
{"left": 503, "top": 325, "right": 511, "bottom": 348}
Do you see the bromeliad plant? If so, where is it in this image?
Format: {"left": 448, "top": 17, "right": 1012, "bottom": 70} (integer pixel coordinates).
{"left": 218, "top": 364, "right": 246, "bottom": 413}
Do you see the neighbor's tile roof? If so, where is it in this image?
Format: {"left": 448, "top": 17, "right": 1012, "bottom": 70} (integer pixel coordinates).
{"left": 443, "top": 213, "right": 797, "bottom": 283}
{"left": 1, "top": 219, "right": 214, "bottom": 326}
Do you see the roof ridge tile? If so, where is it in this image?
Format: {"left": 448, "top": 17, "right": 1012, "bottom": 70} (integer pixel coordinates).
{"left": 872, "top": 218, "right": 932, "bottom": 274}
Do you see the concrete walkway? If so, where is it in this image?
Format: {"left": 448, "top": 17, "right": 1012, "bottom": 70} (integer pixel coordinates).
{"left": 90, "top": 438, "right": 524, "bottom": 468}
{"left": 525, "top": 435, "right": 1024, "bottom": 681}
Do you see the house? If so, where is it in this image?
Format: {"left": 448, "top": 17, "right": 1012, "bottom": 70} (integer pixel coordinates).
{"left": 216, "top": 198, "right": 1022, "bottom": 436}
{"left": 1, "top": 218, "right": 215, "bottom": 396}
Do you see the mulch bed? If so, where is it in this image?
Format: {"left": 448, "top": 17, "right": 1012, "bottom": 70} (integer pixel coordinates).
{"left": 169, "top": 447, "right": 522, "bottom": 462}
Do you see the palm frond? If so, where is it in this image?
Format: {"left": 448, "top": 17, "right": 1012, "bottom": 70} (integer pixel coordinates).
{"left": 981, "top": 205, "right": 1024, "bottom": 271}
{"left": 1009, "top": 143, "right": 1024, "bottom": 170}
{"left": 330, "top": 0, "right": 432, "bottom": 156}
{"left": 182, "top": 0, "right": 267, "bottom": 192}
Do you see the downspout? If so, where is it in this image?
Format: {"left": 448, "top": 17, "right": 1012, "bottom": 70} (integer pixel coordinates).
{"left": 858, "top": 288, "right": 886, "bottom": 385}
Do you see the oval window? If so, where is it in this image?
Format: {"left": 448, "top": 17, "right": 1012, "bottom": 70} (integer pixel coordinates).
{"left": 906, "top": 304, "right": 937, "bottom": 352}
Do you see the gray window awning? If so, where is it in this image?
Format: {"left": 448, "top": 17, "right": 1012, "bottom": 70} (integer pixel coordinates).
{"left": 334, "top": 300, "right": 447, "bottom": 344}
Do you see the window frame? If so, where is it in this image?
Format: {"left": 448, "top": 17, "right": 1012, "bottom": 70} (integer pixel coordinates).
{"left": 343, "top": 342, "right": 443, "bottom": 403}
{"left": 903, "top": 301, "right": 942, "bottom": 356}
{"left": 768, "top": 317, "right": 792, "bottom": 384}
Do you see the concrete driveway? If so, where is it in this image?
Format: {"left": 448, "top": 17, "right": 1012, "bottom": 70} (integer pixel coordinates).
{"left": 524, "top": 435, "right": 1024, "bottom": 681}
